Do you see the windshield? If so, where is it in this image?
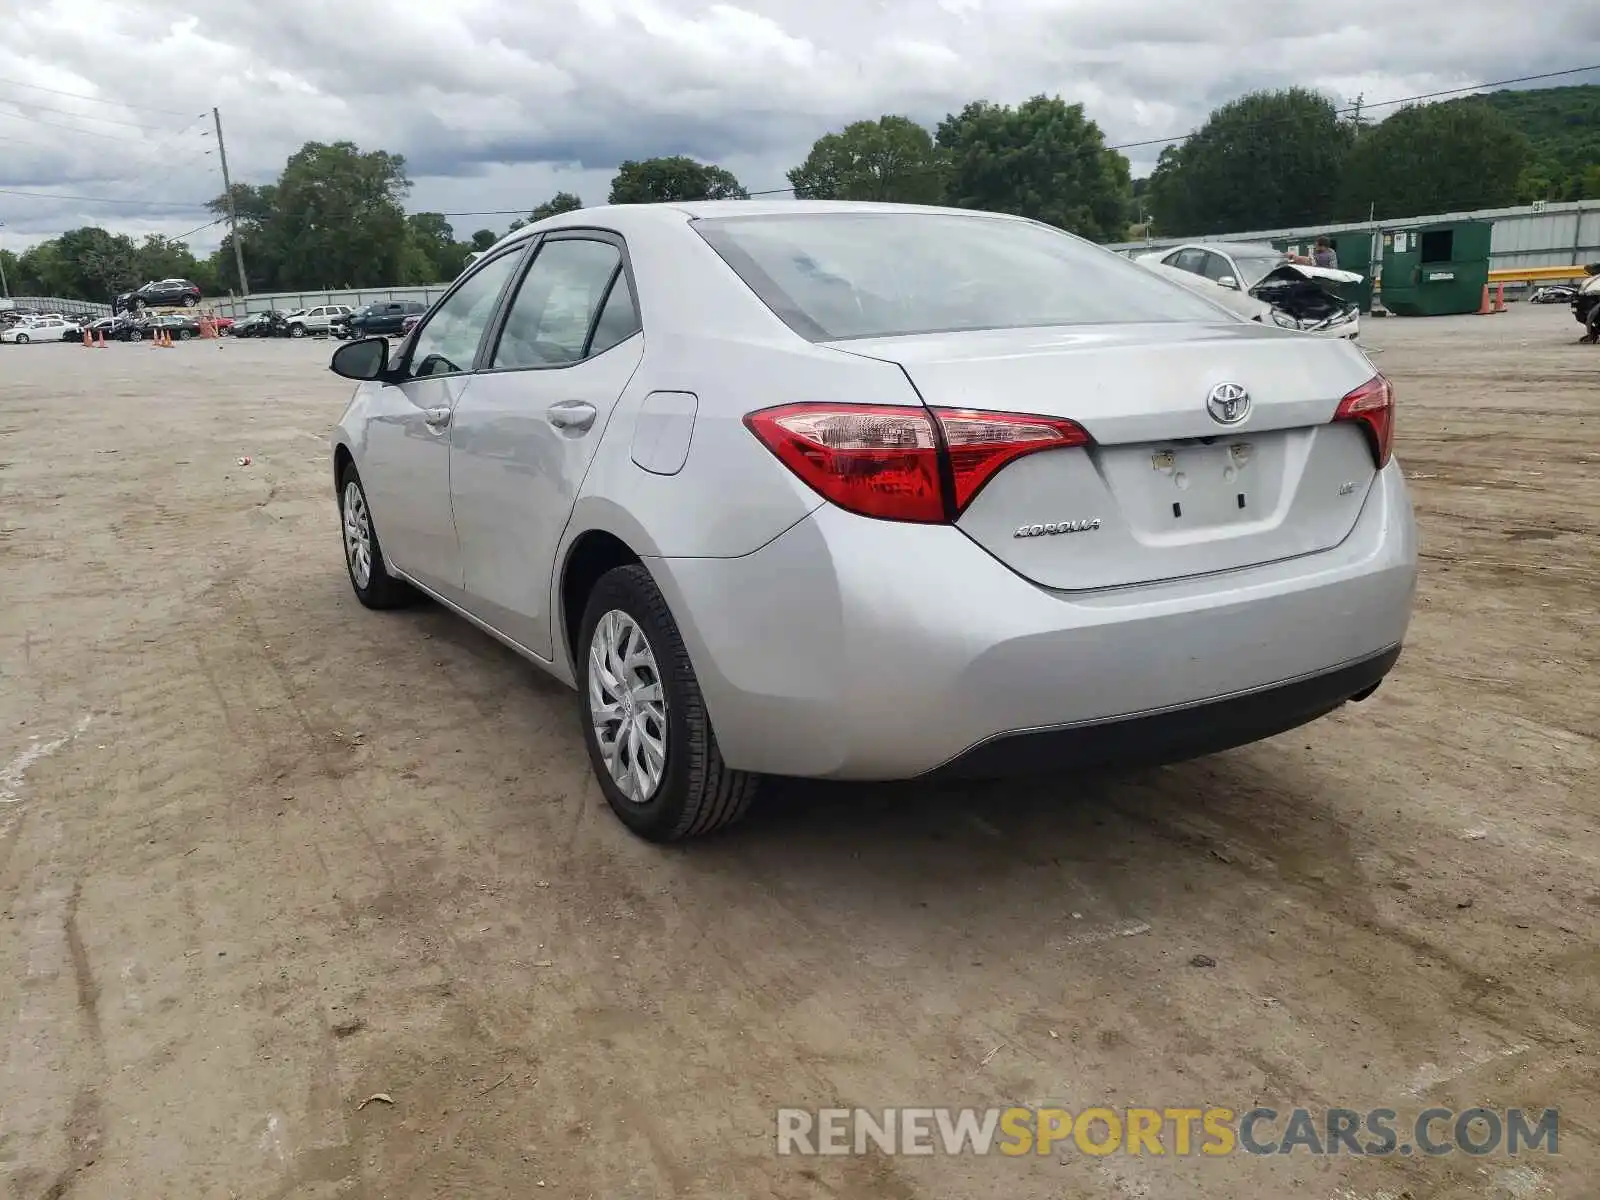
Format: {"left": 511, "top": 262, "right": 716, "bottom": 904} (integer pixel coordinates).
{"left": 694, "top": 212, "right": 1230, "bottom": 341}
{"left": 1229, "top": 252, "right": 1290, "bottom": 290}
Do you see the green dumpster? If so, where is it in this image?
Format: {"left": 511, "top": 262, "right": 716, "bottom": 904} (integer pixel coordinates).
{"left": 1376, "top": 220, "right": 1493, "bottom": 317}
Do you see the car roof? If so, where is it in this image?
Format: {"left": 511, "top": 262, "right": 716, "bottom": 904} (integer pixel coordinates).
{"left": 497, "top": 199, "right": 1034, "bottom": 249}
{"left": 1176, "top": 241, "right": 1284, "bottom": 257}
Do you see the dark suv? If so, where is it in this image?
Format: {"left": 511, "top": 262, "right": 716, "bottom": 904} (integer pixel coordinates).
{"left": 337, "top": 300, "right": 426, "bottom": 338}
{"left": 115, "top": 278, "right": 203, "bottom": 313}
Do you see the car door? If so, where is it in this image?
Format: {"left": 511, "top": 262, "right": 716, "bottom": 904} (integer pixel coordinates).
{"left": 448, "top": 232, "right": 644, "bottom": 657}
{"left": 356, "top": 248, "right": 527, "bottom": 603}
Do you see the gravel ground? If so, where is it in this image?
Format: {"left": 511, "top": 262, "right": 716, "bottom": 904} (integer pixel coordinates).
{"left": 0, "top": 306, "right": 1595, "bottom": 1200}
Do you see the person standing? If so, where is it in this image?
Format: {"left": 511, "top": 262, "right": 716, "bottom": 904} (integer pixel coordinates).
{"left": 1313, "top": 237, "right": 1339, "bottom": 269}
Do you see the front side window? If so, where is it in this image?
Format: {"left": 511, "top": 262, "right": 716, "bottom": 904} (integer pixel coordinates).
{"left": 696, "top": 214, "right": 1227, "bottom": 341}
{"left": 406, "top": 252, "right": 522, "bottom": 379}
{"left": 492, "top": 239, "right": 628, "bottom": 369}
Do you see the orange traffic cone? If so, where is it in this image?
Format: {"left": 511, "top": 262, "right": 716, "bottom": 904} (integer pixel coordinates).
{"left": 96, "top": 331, "right": 106, "bottom": 349}
{"left": 1493, "top": 283, "right": 1506, "bottom": 313}
{"left": 82, "top": 328, "right": 92, "bottom": 348}
{"left": 1477, "top": 285, "right": 1491, "bottom": 315}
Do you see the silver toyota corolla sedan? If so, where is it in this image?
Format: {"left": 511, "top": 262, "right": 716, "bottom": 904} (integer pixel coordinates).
{"left": 328, "top": 201, "right": 1417, "bottom": 841}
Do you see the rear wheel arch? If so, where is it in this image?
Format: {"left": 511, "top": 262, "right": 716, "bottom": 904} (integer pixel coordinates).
{"left": 560, "top": 530, "right": 642, "bottom": 674}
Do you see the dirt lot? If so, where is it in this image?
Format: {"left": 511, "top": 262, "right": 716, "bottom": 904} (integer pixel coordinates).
{"left": 0, "top": 307, "right": 1595, "bottom": 1200}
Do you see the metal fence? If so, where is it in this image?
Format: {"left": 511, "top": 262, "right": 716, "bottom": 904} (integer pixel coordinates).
{"left": 209, "top": 286, "right": 448, "bottom": 320}
{"left": 1106, "top": 200, "right": 1598, "bottom": 271}
{"left": 1, "top": 296, "right": 113, "bottom": 319}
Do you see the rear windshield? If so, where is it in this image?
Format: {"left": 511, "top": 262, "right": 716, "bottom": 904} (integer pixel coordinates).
{"left": 694, "top": 212, "right": 1229, "bottom": 340}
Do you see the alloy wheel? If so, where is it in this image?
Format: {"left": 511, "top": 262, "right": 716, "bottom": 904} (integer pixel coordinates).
{"left": 587, "top": 610, "right": 668, "bottom": 803}
{"left": 342, "top": 480, "right": 372, "bottom": 588}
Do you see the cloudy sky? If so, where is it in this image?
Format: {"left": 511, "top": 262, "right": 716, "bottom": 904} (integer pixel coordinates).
{"left": 1, "top": 0, "right": 1597, "bottom": 252}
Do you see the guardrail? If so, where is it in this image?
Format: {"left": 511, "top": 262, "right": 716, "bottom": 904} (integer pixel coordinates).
{"left": 1486, "top": 265, "right": 1595, "bottom": 284}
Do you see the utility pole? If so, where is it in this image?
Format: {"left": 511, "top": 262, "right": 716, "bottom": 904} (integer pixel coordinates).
{"left": 213, "top": 107, "right": 249, "bottom": 297}
{"left": 0, "top": 219, "right": 9, "bottom": 299}
{"left": 1348, "top": 93, "right": 1366, "bottom": 133}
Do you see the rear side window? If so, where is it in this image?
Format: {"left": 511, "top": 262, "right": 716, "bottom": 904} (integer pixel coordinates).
{"left": 492, "top": 239, "right": 627, "bottom": 368}
{"left": 695, "top": 213, "right": 1226, "bottom": 341}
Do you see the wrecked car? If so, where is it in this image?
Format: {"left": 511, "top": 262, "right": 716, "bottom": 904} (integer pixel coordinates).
{"left": 1575, "top": 264, "right": 1600, "bottom": 343}
{"left": 1136, "top": 241, "right": 1363, "bottom": 340}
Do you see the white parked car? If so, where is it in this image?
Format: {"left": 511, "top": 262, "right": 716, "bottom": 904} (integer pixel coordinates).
{"left": 327, "top": 202, "right": 1415, "bottom": 841}
{"left": 2, "top": 316, "right": 79, "bottom": 343}
{"left": 1138, "top": 242, "right": 1363, "bottom": 339}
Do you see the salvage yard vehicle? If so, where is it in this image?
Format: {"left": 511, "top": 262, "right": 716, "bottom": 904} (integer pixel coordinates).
{"left": 328, "top": 202, "right": 1417, "bottom": 842}
{"left": 284, "top": 304, "right": 354, "bottom": 338}
{"left": 336, "top": 300, "right": 427, "bottom": 339}
{"left": 233, "top": 310, "right": 288, "bottom": 338}
{"left": 1575, "top": 265, "right": 1600, "bottom": 342}
{"left": 114, "top": 277, "right": 203, "bottom": 313}
{"left": 1, "top": 315, "right": 79, "bottom": 343}
{"left": 1138, "top": 242, "right": 1363, "bottom": 339}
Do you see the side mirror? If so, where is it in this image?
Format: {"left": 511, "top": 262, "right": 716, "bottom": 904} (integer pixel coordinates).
{"left": 1217, "top": 275, "right": 1239, "bottom": 289}
{"left": 330, "top": 336, "right": 391, "bottom": 381}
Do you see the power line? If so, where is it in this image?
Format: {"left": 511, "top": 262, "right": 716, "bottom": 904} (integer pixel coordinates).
{"left": 0, "top": 108, "right": 146, "bottom": 142}
{"left": 0, "top": 98, "right": 183, "bottom": 132}
{"left": 0, "top": 185, "right": 209, "bottom": 211}
{"left": 163, "top": 216, "right": 228, "bottom": 243}
{"left": 1102, "top": 63, "right": 1600, "bottom": 152}
{"left": 0, "top": 75, "right": 196, "bottom": 117}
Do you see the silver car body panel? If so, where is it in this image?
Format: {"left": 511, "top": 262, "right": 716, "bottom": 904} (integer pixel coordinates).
{"left": 333, "top": 201, "right": 1417, "bottom": 779}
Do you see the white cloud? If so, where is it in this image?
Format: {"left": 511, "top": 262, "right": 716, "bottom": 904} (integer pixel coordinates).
{"left": 0, "top": 0, "right": 1595, "bottom": 249}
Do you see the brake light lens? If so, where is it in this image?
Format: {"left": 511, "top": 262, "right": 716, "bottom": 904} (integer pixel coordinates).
{"left": 1334, "top": 374, "right": 1395, "bottom": 468}
{"left": 933, "top": 408, "right": 1092, "bottom": 511}
{"left": 743, "top": 403, "right": 1091, "bottom": 523}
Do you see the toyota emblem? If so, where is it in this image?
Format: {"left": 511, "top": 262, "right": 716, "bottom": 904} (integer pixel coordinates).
{"left": 1206, "top": 382, "right": 1251, "bottom": 425}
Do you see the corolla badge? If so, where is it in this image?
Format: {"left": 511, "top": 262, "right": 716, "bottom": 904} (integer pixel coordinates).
{"left": 1206, "top": 382, "right": 1251, "bottom": 425}
{"left": 1014, "top": 519, "right": 1102, "bottom": 538}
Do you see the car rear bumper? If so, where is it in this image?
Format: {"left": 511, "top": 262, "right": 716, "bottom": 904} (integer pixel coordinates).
{"left": 647, "top": 461, "right": 1417, "bottom": 781}
{"left": 931, "top": 643, "right": 1399, "bottom": 780}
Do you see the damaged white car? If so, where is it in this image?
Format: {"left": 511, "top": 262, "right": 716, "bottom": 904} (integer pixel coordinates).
{"left": 1137, "top": 242, "right": 1363, "bottom": 340}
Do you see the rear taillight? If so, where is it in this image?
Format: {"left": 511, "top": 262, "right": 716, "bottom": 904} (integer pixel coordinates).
{"left": 743, "top": 403, "right": 1091, "bottom": 523}
{"left": 1334, "top": 374, "right": 1395, "bottom": 468}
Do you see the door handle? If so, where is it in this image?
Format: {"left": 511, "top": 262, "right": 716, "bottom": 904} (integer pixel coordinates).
{"left": 423, "top": 407, "right": 451, "bottom": 428}
{"left": 547, "top": 401, "right": 598, "bottom": 433}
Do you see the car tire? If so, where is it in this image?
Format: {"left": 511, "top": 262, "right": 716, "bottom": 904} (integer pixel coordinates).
{"left": 289, "top": 324, "right": 306, "bottom": 338}
{"left": 177, "top": 329, "right": 193, "bottom": 341}
{"left": 127, "top": 328, "right": 142, "bottom": 342}
{"left": 577, "top": 564, "right": 760, "bottom": 842}
{"left": 183, "top": 296, "right": 197, "bottom": 308}
{"left": 337, "top": 465, "right": 413, "bottom": 610}
{"left": 14, "top": 334, "right": 27, "bottom": 345}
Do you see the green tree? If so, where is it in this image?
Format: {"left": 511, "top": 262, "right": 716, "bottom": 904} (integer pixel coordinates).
{"left": 1145, "top": 89, "right": 1352, "bottom": 235}
{"left": 469, "top": 228, "right": 499, "bottom": 252}
{"left": 608, "top": 156, "right": 747, "bottom": 204}
{"left": 935, "top": 96, "right": 1131, "bottom": 241}
{"left": 405, "top": 212, "right": 470, "bottom": 281}
{"left": 214, "top": 142, "right": 412, "bottom": 290}
{"left": 787, "top": 115, "right": 944, "bottom": 203}
{"left": 530, "top": 191, "right": 584, "bottom": 221}
{"left": 1338, "top": 103, "right": 1530, "bottom": 219}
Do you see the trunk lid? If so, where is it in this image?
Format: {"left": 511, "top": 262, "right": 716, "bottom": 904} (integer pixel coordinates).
{"left": 832, "top": 323, "right": 1381, "bottom": 591}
